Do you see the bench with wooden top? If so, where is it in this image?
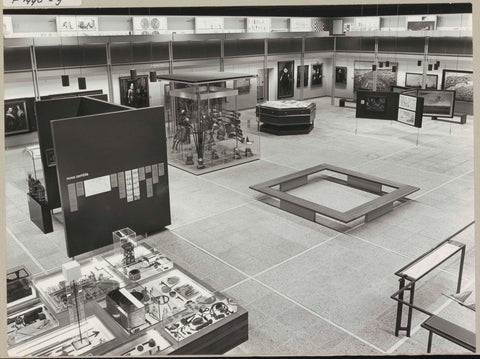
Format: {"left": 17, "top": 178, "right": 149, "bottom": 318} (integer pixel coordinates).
{"left": 421, "top": 315, "right": 475, "bottom": 353}
{"left": 391, "top": 223, "right": 470, "bottom": 338}
{"left": 250, "top": 163, "right": 419, "bottom": 231}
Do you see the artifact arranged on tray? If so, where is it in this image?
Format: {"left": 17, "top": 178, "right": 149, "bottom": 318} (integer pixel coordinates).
{"left": 120, "top": 329, "right": 171, "bottom": 356}
{"left": 103, "top": 268, "right": 237, "bottom": 341}
{"left": 33, "top": 257, "right": 123, "bottom": 313}
{"left": 7, "top": 303, "right": 59, "bottom": 347}
{"left": 7, "top": 266, "right": 36, "bottom": 307}
{"left": 8, "top": 315, "right": 114, "bottom": 357}
{"left": 27, "top": 173, "right": 46, "bottom": 203}
{"left": 103, "top": 242, "right": 174, "bottom": 282}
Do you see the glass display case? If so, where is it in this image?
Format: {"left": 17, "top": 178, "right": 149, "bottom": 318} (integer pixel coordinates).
{"left": 158, "top": 72, "right": 260, "bottom": 175}
{"left": 7, "top": 238, "right": 248, "bottom": 356}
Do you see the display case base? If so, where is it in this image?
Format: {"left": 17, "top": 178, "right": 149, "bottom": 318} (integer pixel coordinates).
{"left": 260, "top": 123, "right": 314, "bottom": 135}
{"left": 169, "top": 155, "right": 260, "bottom": 175}
{"left": 27, "top": 194, "right": 53, "bottom": 234}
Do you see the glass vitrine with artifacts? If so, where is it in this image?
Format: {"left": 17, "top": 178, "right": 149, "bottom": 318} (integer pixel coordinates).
{"left": 158, "top": 72, "right": 260, "bottom": 175}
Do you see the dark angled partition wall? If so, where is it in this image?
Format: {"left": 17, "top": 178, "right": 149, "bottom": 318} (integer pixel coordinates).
{"left": 35, "top": 95, "right": 122, "bottom": 209}
{"left": 51, "top": 106, "right": 171, "bottom": 257}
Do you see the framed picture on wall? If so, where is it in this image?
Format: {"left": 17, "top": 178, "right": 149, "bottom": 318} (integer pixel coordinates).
{"left": 296, "top": 65, "right": 309, "bottom": 88}
{"left": 119, "top": 75, "right": 150, "bottom": 108}
{"left": 5, "top": 99, "right": 29, "bottom": 135}
{"left": 417, "top": 89, "right": 456, "bottom": 117}
{"left": 405, "top": 73, "right": 438, "bottom": 89}
{"left": 441, "top": 69, "right": 473, "bottom": 102}
{"left": 354, "top": 61, "right": 399, "bottom": 92}
{"left": 335, "top": 66, "right": 347, "bottom": 85}
{"left": 277, "top": 61, "right": 294, "bottom": 99}
{"left": 311, "top": 64, "right": 323, "bottom": 87}
{"left": 406, "top": 15, "right": 437, "bottom": 31}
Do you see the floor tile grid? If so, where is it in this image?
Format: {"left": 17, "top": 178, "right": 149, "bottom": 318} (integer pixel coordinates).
{"left": 170, "top": 225, "right": 388, "bottom": 353}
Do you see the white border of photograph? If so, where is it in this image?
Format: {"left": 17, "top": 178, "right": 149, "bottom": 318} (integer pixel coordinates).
{"left": 290, "top": 17, "right": 312, "bottom": 32}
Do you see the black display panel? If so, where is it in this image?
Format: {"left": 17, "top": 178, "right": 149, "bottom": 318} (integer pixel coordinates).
{"left": 268, "top": 38, "right": 302, "bottom": 54}
{"left": 173, "top": 41, "right": 221, "bottom": 60}
{"left": 51, "top": 106, "right": 171, "bottom": 257}
{"left": 4, "top": 47, "right": 32, "bottom": 72}
{"left": 336, "top": 37, "right": 375, "bottom": 52}
{"left": 305, "top": 37, "right": 335, "bottom": 52}
{"left": 377, "top": 37, "right": 425, "bottom": 54}
{"left": 35, "top": 95, "right": 122, "bottom": 210}
{"left": 356, "top": 90, "right": 399, "bottom": 120}
{"left": 224, "top": 39, "right": 264, "bottom": 57}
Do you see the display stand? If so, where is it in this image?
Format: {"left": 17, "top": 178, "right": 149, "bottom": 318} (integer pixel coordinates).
{"left": 256, "top": 100, "right": 316, "bottom": 135}
{"left": 27, "top": 193, "right": 53, "bottom": 234}
{"left": 157, "top": 72, "right": 259, "bottom": 175}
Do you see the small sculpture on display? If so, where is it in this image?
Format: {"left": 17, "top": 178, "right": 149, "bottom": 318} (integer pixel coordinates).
{"left": 185, "top": 148, "right": 194, "bottom": 165}
{"left": 245, "top": 148, "right": 253, "bottom": 157}
{"left": 211, "top": 149, "right": 219, "bottom": 160}
{"left": 197, "top": 157, "right": 205, "bottom": 169}
{"left": 172, "top": 109, "right": 192, "bottom": 151}
{"left": 112, "top": 228, "right": 137, "bottom": 274}
{"left": 27, "top": 174, "right": 46, "bottom": 203}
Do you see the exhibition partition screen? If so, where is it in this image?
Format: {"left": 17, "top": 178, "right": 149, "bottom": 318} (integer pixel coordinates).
{"left": 51, "top": 106, "right": 171, "bottom": 257}
{"left": 35, "top": 96, "right": 124, "bottom": 209}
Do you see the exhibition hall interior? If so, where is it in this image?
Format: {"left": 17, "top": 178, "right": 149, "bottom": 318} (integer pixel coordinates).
{"left": 3, "top": 2, "right": 476, "bottom": 356}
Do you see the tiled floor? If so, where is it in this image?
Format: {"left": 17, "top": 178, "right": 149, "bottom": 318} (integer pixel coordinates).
{"left": 4, "top": 97, "right": 475, "bottom": 355}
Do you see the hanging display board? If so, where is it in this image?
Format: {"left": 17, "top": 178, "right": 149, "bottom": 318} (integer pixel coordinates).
{"left": 397, "top": 93, "right": 424, "bottom": 128}
{"left": 132, "top": 16, "right": 168, "bottom": 35}
{"left": 51, "top": 106, "right": 171, "bottom": 258}
{"left": 246, "top": 17, "right": 271, "bottom": 33}
{"left": 355, "top": 90, "right": 399, "bottom": 120}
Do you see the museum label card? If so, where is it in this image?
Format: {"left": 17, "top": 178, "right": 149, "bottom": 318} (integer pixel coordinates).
{"left": 117, "top": 172, "right": 126, "bottom": 199}
{"left": 67, "top": 183, "right": 78, "bottom": 212}
{"left": 84, "top": 175, "right": 112, "bottom": 197}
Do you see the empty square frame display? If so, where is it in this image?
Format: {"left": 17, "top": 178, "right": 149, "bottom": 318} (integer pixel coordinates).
{"left": 51, "top": 106, "right": 171, "bottom": 257}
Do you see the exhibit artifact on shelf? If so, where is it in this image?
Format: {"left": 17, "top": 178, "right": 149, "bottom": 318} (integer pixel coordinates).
{"left": 296, "top": 65, "right": 309, "bottom": 88}
{"left": 405, "top": 72, "right": 438, "bottom": 89}
{"left": 119, "top": 75, "right": 150, "bottom": 108}
{"left": 6, "top": 234, "right": 248, "bottom": 356}
{"left": 157, "top": 71, "right": 259, "bottom": 175}
{"left": 441, "top": 69, "right": 473, "bottom": 102}
{"left": 256, "top": 100, "right": 316, "bottom": 135}
{"left": 278, "top": 61, "right": 294, "bottom": 98}
{"left": 354, "top": 61, "right": 398, "bottom": 92}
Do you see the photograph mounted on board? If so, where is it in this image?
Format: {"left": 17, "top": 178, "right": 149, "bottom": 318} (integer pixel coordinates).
{"left": 278, "top": 61, "right": 294, "bottom": 99}
{"left": 441, "top": 69, "right": 473, "bottom": 102}
{"left": 335, "top": 66, "right": 347, "bottom": 85}
{"left": 365, "top": 95, "right": 386, "bottom": 113}
{"left": 119, "top": 75, "right": 150, "bottom": 108}
{"left": 296, "top": 65, "right": 309, "bottom": 88}
{"left": 398, "top": 108, "right": 416, "bottom": 126}
{"left": 354, "top": 61, "right": 398, "bottom": 92}
{"left": 417, "top": 89, "right": 455, "bottom": 117}
{"left": 405, "top": 73, "right": 438, "bottom": 89}
{"left": 311, "top": 64, "right": 323, "bottom": 87}
{"left": 5, "top": 99, "right": 29, "bottom": 135}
